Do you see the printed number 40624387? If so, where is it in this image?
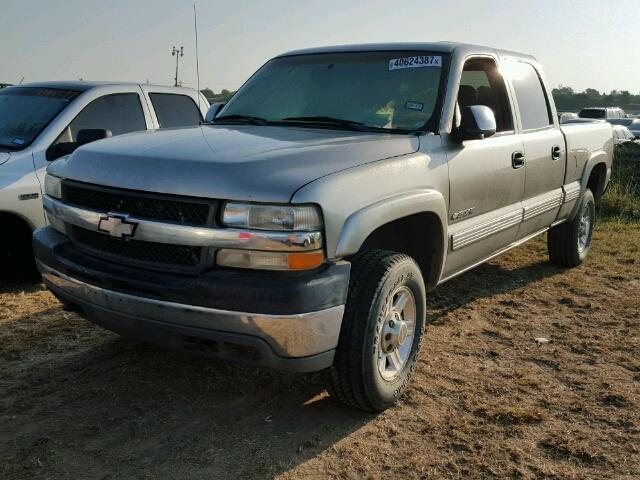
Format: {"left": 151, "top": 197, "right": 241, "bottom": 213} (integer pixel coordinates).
{"left": 389, "top": 56, "right": 442, "bottom": 70}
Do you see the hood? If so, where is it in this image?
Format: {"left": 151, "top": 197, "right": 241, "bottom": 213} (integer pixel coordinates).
{"left": 0, "top": 152, "right": 10, "bottom": 166}
{"left": 49, "top": 125, "right": 419, "bottom": 202}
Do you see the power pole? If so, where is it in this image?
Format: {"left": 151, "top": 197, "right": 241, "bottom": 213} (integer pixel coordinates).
{"left": 171, "top": 46, "right": 184, "bottom": 87}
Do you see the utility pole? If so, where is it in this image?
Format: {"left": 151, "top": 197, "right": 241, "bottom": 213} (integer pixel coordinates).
{"left": 171, "top": 46, "right": 184, "bottom": 87}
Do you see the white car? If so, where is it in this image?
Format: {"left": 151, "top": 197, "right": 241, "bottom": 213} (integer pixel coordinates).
{"left": 0, "top": 81, "right": 209, "bottom": 274}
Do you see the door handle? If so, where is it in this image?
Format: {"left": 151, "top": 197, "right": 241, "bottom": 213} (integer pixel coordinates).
{"left": 512, "top": 151, "right": 525, "bottom": 169}
{"left": 551, "top": 145, "right": 562, "bottom": 160}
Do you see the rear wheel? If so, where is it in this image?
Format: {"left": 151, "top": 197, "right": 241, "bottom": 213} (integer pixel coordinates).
{"left": 548, "top": 188, "right": 595, "bottom": 267}
{"left": 324, "top": 250, "right": 426, "bottom": 412}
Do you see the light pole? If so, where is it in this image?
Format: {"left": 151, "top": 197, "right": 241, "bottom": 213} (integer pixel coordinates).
{"left": 171, "top": 46, "right": 184, "bottom": 87}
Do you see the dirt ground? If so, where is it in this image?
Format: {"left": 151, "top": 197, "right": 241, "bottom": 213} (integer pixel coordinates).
{"left": 1, "top": 221, "right": 638, "bottom": 480}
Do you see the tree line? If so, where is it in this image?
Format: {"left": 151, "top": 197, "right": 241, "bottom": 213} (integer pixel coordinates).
{"left": 201, "top": 87, "right": 640, "bottom": 114}
{"left": 551, "top": 87, "right": 639, "bottom": 113}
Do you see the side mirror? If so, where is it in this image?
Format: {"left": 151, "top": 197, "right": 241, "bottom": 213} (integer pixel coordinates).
{"left": 76, "top": 129, "right": 112, "bottom": 146}
{"left": 205, "top": 102, "right": 226, "bottom": 123}
{"left": 455, "top": 105, "right": 497, "bottom": 142}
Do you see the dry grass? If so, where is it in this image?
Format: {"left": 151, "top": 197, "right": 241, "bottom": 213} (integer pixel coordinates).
{"left": 1, "top": 221, "right": 639, "bottom": 479}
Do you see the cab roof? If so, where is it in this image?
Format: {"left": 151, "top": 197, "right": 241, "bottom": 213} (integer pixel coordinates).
{"left": 9, "top": 81, "right": 197, "bottom": 93}
{"left": 277, "top": 42, "right": 536, "bottom": 62}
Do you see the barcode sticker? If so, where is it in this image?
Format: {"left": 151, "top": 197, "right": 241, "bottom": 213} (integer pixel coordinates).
{"left": 389, "top": 55, "right": 442, "bottom": 70}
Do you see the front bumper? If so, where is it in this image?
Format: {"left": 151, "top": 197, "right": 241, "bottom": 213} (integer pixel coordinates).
{"left": 34, "top": 227, "right": 350, "bottom": 372}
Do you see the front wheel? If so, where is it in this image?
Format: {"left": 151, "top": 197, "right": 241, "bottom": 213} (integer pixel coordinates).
{"left": 324, "top": 250, "right": 426, "bottom": 412}
{"left": 548, "top": 188, "right": 595, "bottom": 267}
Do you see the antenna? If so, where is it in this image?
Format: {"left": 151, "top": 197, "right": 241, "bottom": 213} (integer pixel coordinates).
{"left": 193, "top": 4, "right": 202, "bottom": 115}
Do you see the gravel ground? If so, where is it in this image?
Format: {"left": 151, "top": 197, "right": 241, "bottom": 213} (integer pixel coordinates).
{"left": 1, "top": 221, "right": 638, "bottom": 479}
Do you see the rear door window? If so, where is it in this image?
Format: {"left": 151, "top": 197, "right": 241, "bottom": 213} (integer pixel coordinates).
{"left": 149, "top": 93, "right": 202, "bottom": 128}
{"left": 508, "top": 62, "right": 553, "bottom": 131}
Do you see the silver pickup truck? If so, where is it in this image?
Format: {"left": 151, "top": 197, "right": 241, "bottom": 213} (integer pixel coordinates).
{"left": 34, "top": 43, "right": 613, "bottom": 412}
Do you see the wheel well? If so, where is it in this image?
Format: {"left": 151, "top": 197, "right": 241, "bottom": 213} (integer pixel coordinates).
{"left": 587, "top": 162, "right": 607, "bottom": 202}
{"left": 0, "top": 212, "right": 33, "bottom": 249}
{"left": 357, "top": 212, "right": 444, "bottom": 290}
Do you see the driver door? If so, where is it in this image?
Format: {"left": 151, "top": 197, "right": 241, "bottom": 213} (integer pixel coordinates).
{"left": 443, "top": 56, "right": 525, "bottom": 279}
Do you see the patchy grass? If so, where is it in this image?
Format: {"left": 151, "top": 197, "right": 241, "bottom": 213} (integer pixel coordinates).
{"left": 1, "top": 221, "right": 639, "bottom": 479}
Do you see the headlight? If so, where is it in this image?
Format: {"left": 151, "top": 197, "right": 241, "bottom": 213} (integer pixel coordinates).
{"left": 44, "top": 173, "right": 62, "bottom": 199}
{"left": 222, "top": 202, "right": 322, "bottom": 231}
{"left": 219, "top": 202, "right": 325, "bottom": 270}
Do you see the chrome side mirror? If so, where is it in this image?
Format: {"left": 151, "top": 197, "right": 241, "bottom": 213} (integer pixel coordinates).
{"left": 455, "top": 105, "right": 497, "bottom": 142}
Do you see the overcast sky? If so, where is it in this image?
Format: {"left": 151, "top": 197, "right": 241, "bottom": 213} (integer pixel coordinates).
{"left": 2, "top": 0, "right": 638, "bottom": 93}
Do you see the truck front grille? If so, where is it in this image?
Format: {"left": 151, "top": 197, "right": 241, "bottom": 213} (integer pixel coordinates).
{"left": 62, "top": 181, "right": 214, "bottom": 226}
{"left": 61, "top": 180, "right": 218, "bottom": 274}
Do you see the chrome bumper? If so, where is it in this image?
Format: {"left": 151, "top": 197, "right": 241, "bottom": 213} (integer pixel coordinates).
{"left": 39, "top": 261, "right": 344, "bottom": 359}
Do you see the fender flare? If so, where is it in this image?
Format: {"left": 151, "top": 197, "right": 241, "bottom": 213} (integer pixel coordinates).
{"left": 570, "top": 151, "right": 610, "bottom": 220}
{"left": 334, "top": 189, "right": 448, "bottom": 285}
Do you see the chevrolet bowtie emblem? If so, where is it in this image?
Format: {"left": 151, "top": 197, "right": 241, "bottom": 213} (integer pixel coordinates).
{"left": 98, "top": 213, "right": 138, "bottom": 239}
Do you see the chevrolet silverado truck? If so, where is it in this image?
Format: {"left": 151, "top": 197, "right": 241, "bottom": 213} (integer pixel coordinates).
{"left": 34, "top": 43, "right": 613, "bottom": 412}
{"left": 0, "top": 82, "right": 208, "bottom": 275}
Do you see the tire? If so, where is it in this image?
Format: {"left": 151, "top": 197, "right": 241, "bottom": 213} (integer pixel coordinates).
{"left": 324, "top": 250, "right": 426, "bottom": 412}
{"left": 548, "top": 188, "right": 595, "bottom": 267}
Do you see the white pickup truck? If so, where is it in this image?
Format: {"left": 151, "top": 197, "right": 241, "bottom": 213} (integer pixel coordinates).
{"left": 0, "top": 82, "right": 209, "bottom": 274}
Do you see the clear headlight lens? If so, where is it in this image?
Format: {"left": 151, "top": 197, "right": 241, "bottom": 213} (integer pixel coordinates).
{"left": 222, "top": 202, "right": 322, "bottom": 231}
{"left": 44, "top": 173, "right": 62, "bottom": 199}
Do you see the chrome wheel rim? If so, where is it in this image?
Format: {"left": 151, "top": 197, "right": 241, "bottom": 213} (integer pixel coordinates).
{"left": 577, "top": 201, "right": 593, "bottom": 253}
{"left": 378, "top": 286, "right": 416, "bottom": 381}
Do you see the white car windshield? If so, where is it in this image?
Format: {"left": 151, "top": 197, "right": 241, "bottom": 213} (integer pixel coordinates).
{"left": 0, "top": 87, "right": 79, "bottom": 150}
{"left": 218, "top": 51, "right": 447, "bottom": 133}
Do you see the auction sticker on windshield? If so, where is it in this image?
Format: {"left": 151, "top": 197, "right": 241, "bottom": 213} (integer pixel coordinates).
{"left": 389, "top": 56, "right": 442, "bottom": 70}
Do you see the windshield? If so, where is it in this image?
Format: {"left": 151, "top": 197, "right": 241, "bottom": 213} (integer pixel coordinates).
{"left": 219, "top": 51, "right": 447, "bottom": 133}
{"left": 0, "top": 87, "right": 80, "bottom": 150}
{"left": 579, "top": 109, "right": 606, "bottom": 119}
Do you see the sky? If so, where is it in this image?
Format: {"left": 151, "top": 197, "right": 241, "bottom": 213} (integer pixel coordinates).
{"left": 2, "top": 0, "right": 639, "bottom": 93}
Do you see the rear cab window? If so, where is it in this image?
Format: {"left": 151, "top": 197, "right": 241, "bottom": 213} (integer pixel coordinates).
{"left": 579, "top": 109, "right": 606, "bottom": 119}
{"left": 149, "top": 93, "right": 202, "bottom": 128}
{"left": 506, "top": 61, "right": 553, "bottom": 131}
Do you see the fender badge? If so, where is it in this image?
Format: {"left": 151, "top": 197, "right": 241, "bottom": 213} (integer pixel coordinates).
{"left": 451, "top": 207, "right": 475, "bottom": 220}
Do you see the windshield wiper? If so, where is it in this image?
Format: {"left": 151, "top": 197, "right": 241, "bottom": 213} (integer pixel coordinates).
{"left": 281, "top": 116, "right": 368, "bottom": 132}
{"left": 212, "top": 114, "right": 268, "bottom": 125}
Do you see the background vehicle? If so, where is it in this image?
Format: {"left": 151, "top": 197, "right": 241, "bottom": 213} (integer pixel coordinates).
{"left": 35, "top": 43, "right": 613, "bottom": 411}
{"left": 609, "top": 118, "right": 640, "bottom": 138}
{"left": 612, "top": 125, "right": 640, "bottom": 158}
{"left": 558, "top": 111, "right": 578, "bottom": 123}
{"left": 578, "top": 106, "right": 626, "bottom": 120}
{"left": 1, "top": 82, "right": 209, "bottom": 274}
{"left": 0, "top": 83, "right": 12, "bottom": 89}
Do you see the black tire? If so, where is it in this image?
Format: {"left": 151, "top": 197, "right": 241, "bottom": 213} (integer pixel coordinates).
{"left": 324, "top": 250, "right": 426, "bottom": 412}
{"left": 548, "top": 188, "right": 595, "bottom": 267}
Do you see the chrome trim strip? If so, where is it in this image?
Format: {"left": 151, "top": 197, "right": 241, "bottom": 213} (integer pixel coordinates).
{"left": 451, "top": 210, "right": 523, "bottom": 251}
{"left": 523, "top": 192, "right": 563, "bottom": 221}
{"left": 563, "top": 181, "right": 581, "bottom": 203}
{"left": 441, "top": 227, "right": 549, "bottom": 284}
{"left": 38, "top": 261, "right": 343, "bottom": 358}
{"left": 43, "top": 195, "right": 322, "bottom": 252}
